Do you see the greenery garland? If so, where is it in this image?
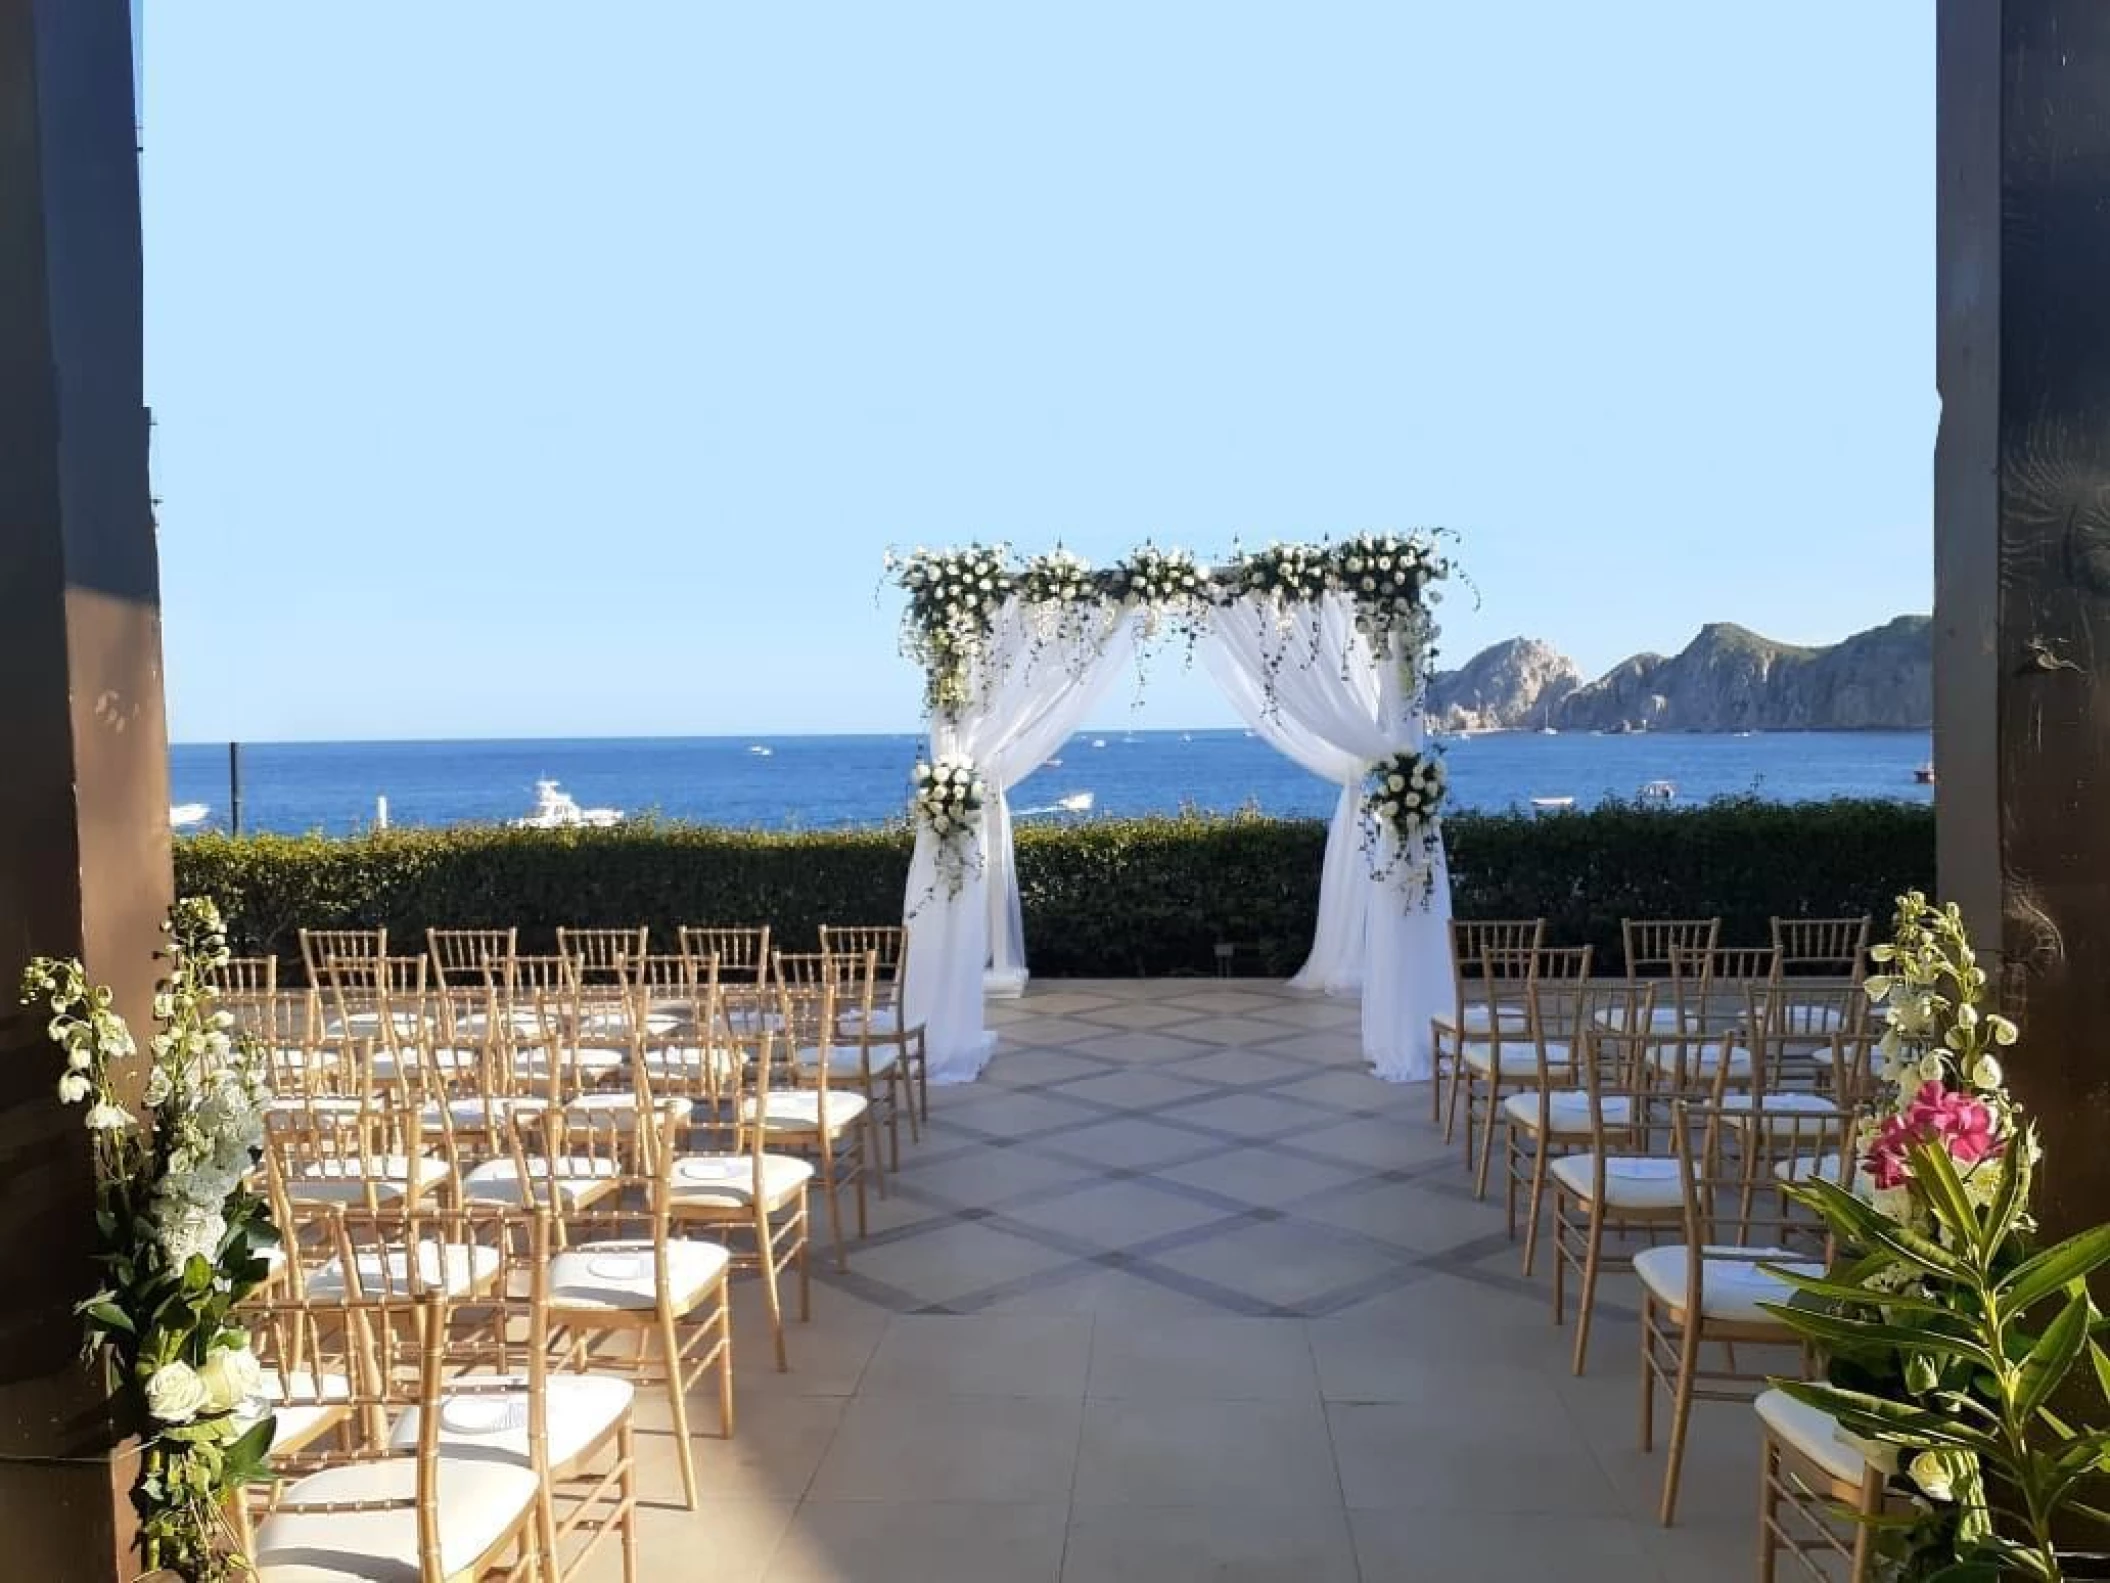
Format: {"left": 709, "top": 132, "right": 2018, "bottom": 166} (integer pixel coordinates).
{"left": 20, "top": 897, "right": 279, "bottom": 1581}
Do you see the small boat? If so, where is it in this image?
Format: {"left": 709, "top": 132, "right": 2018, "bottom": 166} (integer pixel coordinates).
{"left": 1530, "top": 796, "right": 1575, "bottom": 811}
{"left": 1057, "top": 792, "right": 1094, "bottom": 813}
{"left": 513, "top": 780, "right": 621, "bottom": 829}
{"left": 1537, "top": 727, "right": 1559, "bottom": 736}
{"left": 748, "top": 745, "right": 773, "bottom": 757}
{"left": 170, "top": 802, "right": 208, "bottom": 828}
{"left": 1639, "top": 779, "right": 1677, "bottom": 801}
{"left": 1042, "top": 757, "right": 1063, "bottom": 769}
{"left": 1914, "top": 762, "right": 1936, "bottom": 785}
{"left": 1091, "top": 738, "right": 1107, "bottom": 749}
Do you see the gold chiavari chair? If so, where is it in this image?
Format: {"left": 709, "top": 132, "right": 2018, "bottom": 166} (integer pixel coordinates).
{"left": 1433, "top": 918, "right": 1546, "bottom": 1135}
{"left": 663, "top": 1003, "right": 813, "bottom": 1375}
{"left": 764, "top": 951, "right": 874, "bottom": 1270}
{"left": 507, "top": 953, "right": 629, "bottom": 1100}
{"left": 542, "top": 1105, "right": 734, "bottom": 1511}
{"left": 300, "top": 926, "right": 388, "bottom": 981}
{"left": 808, "top": 933, "right": 911, "bottom": 1170}
{"left": 247, "top": 1285, "right": 545, "bottom": 1582}
{"left": 1622, "top": 918, "right": 1722, "bottom": 982}
{"left": 1770, "top": 914, "right": 1873, "bottom": 984}
{"left": 384, "top": 1208, "right": 640, "bottom": 1583}
{"left": 1634, "top": 946, "right": 1779, "bottom": 1102}
{"left": 1548, "top": 990, "right": 1696, "bottom": 1376}
{"left": 264, "top": 1066, "right": 456, "bottom": 1216}
{"left": 820, "top": 923, "right": 927, "bottom": 1132}
{"left": 1754, "top": 1387, "right": 1890, "bottom": 1583}
{"left": 1452, "top": 943, "right": 1543, "bottom": 1184}
{"left": 1494, "top": 946, "right": 1595, "bottom": 1273}
{"left": 316, "top": 952, "right": 444, "bottom": 1088}
{"left": 1640, "top": 1101, "right": 1842, "bottom": 1527}
{"left": 682, "top": 925, "right": 777, "bottom": 1041}
{"left": 426, "top": 926, "right": 518, "bottom": 986}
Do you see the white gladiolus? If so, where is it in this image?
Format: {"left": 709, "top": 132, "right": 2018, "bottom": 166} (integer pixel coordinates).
{"left": 57, "top": 1073, "right": 91, "bottom": 1104}
{"left": 144, "top": 1361, "right": 212, "bottom": 1426}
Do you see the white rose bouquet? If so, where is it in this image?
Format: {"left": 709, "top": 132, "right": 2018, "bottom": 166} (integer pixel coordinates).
{"left": 1220, "top": 540, "right": 1337, "bottom": 715}
{"left": 1360, "top": 748, "right": 1448, "bottom": 903}
{"left": 22, "top": 897, "right": 279, "bottom": 1581}
{"left": 911, "top": 753, "right": 988, "bottom": 904}
{"left": 887, "top": 543, "right": 1017, "bottom": 715}
{"left": 1331, "top": 531, "right": 1450, "bottom": 689}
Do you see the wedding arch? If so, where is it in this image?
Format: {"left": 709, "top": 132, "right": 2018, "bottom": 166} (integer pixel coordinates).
{"left": 889, "top": 536, "right": 1458, "bottom": 1087}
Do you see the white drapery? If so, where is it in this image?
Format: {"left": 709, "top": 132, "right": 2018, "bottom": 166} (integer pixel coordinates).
{"left": 1202, "top": 593, "right": 1453, "bottom": 1080}
{"left": 902, "top": 605, "right": 1137, "bottom": 1084}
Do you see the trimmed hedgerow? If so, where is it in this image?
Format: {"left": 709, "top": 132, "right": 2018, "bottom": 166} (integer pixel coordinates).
{"left": 174, "top": 797, "right": 1932, "bottom": 981}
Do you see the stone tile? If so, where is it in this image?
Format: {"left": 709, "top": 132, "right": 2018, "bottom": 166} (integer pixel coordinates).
{"left": 1073, "top": 1396, "right": 1342, "bottom": 1508}
{"left": 1283, "top": 1114, "right": 1458, "bottom": 1171}
{"left": 767, "top": 1501, "right": 1068, "bottom": 1583}
{"left": 1153, "top": 1145, "right": 1367, "bottom": 1207}
{"left": 1328, "top": 1398, "right": 1623, "bottom": 1514}
{"left": 1161, "top": 989, "right": 1301, "bottom": 1015}
{"left": 659, "top": 1393, "right": 847, "bottom": 1501}
{"left": 1086, "top": 1316, "right": 1318, "bottom": 1401}
{"left": 1291, "top": 1175, "right": 1508, "bottom": 1250}
{"left": 1012, "top": 989, "right": 1125, "bottom": 1016}
{"left": 1158, "top": 1014, "right": 1298, "bottom": 1047}
{"left": 849, "top": 1220, "right": 1081, "bottom": 1308}
{"left": 1149, "top": 1220, "right": 1406, "bottom": 1311}
{"left": 1350, "top": 1510, "right": 1662, "bottom": 1582}
{"left": 1151, "top": 1090, "right": 1338, "bottom": 1142}
{"left": 1076, "top": 1030, "right": 1214, "bottom": 1063}
{"left": 1073, "top": 999, "right": 1210, "bottom": 1031}
{"left": 1042, "top": 1068, "right": 1219, "bottom": 1112}
{"left": 987, "top": 1048, "right": 1118, "bottom": 1087}
{"left": 1031, "top": 1116, "right": 1219, "bottom": 1171}
{"left": 999, "top": 1179, "right": 1234, "bottom": 1247}
{"left": 810, "top": 1393, "right": 1084, "bottom": 1502}
{"left": 1062, "top": 1503, "right": 1359, "bottom": 1582}
{"left": 1000, "top": 1014, "right": 1130, "bottom": 1048}
{"left": 570, "top": 1499, "right": 794, "bottom": 1583}
{"left": 1160, "top": 1045, "right": 1313, "bottom": 1085}
{"left": 859, "top": 1314, "right": 1093, "bottom": 1397}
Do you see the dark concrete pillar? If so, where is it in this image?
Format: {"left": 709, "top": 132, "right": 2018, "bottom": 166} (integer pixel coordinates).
{"left": 1935, "top": 0, "right": 2110, "bottom": 1240}
{"left": 0, "top": 0, "right": 169, "bottom": 1577}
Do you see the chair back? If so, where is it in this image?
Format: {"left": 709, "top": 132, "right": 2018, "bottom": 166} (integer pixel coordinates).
{"left": 299, "top": 927, "right": 386, "bottom": 984}
{"left": 558, "top": 926, "right": 648, "bottom": 983}
{"left": 1668, "top": 1101, "right": 1846, "bottom": 1275}
{"left": 682, "top": 925, "right": 772, "bottom": 985}
{"left": 1771, "top": 915, "right": 1873, "bottom": 982}
{"left": 1620, "top": 918, "right": 1721, "bottom": 980}
{"left": 426, "top": 927, "right": 517, "bottom": 985}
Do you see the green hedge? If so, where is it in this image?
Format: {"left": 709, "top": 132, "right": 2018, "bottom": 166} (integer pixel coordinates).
{"left": 174, "top": 797, "right": 1933, "bottom": 981}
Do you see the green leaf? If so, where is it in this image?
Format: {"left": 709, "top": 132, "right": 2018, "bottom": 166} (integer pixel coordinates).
{"left": 1790, "top": 1178, "right": 1973, "bottom": 1281}
{"left": 2001, "top": 1223, "right": 2110, "bottom": 1314}
{"left": 1911, "top": 1140, "right": 1992, "bottom": 1270}
{"left": 1759, "top": 1301, "right": 1995, "bottom": 1371}
{"left": 1764, "top": 1268, "right": 1952, "bottom": 1316}
{"left": 1769, "top": 1380, "right": 1996, "bottom": 1454}
{"left": 2015, "top": 1288, "right": 2092, "bottom": 1423}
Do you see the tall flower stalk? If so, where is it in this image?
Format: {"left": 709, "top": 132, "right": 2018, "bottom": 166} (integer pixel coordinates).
{"left": 22, "top": 898, "right": 279, "bottom": 1581}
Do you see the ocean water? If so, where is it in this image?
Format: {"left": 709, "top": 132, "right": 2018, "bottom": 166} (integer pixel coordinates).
{"left": 168, "top": 729, "right": 1935, "bottom": 838}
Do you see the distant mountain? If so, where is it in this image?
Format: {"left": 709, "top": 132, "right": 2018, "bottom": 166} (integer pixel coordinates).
{"left": 1429, "top": 616, "right": 1931, "bottom": 732}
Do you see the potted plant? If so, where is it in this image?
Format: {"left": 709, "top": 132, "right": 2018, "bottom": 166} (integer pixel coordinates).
{"left": 1767, "top": 891, "right": 2110, "bottom": 1580}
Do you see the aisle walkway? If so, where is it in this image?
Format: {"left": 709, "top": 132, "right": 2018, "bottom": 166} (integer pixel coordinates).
{"left": 591, "top": 980, "right": 1760, "bottom": 1582}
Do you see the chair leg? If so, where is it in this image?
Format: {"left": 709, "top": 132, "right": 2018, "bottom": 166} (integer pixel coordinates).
{"left": 852, "top": 1131, "right": 869, "bottom": 1238}
{"left": 659, "top": 1311, "right": 700, "bottom": 1510}
{"left": 757, "top": 1206, "right": 790, "bottom": 1372}
{"left": 1638, "top": 1296, "right": 1657, "bottom": 1452}
{"left": 1659, "top": 1320, "right": 1703, "bottom": 1525}
{"left": 1521, "top": 1138, "right": 1552, "bottom": 1277}
{"left": 816, "top": 1142, "right": 848, "bottom": 1271}
{"left": 1573, "top": 1210, "right": 1606, "bottom": 1376}
{"left": 1551, "top": 1194, "right": 1569, "bottom": 1325}
{"left": 619, "top": 1417, "right": 640, "bottom": 1583}
{"left": 715, "top": 1285, "right": 736, "bottom": 1438}
{"left": 1473, "top": 1086, "right": 1501, "bottom": 1200}
{"left": 796, "top": 1203, "right": 813, "bottom": 1319}
{"left": 1443, "top": 1052, "right": 1466, "bottom": 1144}
{"left": 1756, "top": 1432, "right": 1778, "bottom": 1583}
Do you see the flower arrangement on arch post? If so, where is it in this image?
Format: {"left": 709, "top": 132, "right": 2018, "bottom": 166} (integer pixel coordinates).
{"left": 886, "top": 543, "right": 1017, "bottom": 716}
{"left": 1360, "top": 747, "right": 1447, "bottom": 904}
{"left": 910, "top": 754, "right": 988, "bottom": 909}
{"left": 1765, "top": 891, "right": 2110, "bottom": 1582}
{"left": 1332, "top": 531, "right": 1448, "bottom": 691}
{"left": 20, "top": 897, "right": 279, "bottom": 1581}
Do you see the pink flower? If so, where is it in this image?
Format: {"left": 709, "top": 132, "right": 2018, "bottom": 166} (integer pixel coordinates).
{"left": 1863, "top": 1081, "right": 2003, "bottom": 1191}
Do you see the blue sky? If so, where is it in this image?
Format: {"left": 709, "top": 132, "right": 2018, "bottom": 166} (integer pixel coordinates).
{"left": 143, "top": 3, "right": 1933, "bottom": 743}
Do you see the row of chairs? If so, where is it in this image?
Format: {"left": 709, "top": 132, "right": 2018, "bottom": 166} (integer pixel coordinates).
{"left": 1427, "top": 916, "right": 1890, "bottom": 1577}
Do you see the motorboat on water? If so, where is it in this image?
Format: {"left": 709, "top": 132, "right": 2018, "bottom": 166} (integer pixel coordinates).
{"left": 1016, "top": 790, "right": 1095, "bottom": 818}
{"left": 170, "top": 802, "right": 208, "bottom": 828}
{"left": 1639, "top": 779, "right": 1677, "bottom": 801}
{"left": 514, "top": 780, "right": 621, "bottom": 829}
{"left": 1529, "top": 796, "right": 1575, "bottom": 811}
{"left": 1914, "top": 762, "right": 1936, "bottom": 785}
{"left": 748, "top": 745, "right": 773, "bottom": 757}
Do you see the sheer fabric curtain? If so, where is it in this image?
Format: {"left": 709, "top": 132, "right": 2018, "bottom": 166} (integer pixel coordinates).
{"left": 902, "top": 604, "right": 1137, "bottom": 1084}
{"left": 1202, "top": 593, "right": 1453, "bottom": 1079}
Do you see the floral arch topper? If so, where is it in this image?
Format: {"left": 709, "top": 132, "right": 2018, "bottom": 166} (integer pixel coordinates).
{"left": 885, "top": 533, "right": 1462, "bottom": 1090}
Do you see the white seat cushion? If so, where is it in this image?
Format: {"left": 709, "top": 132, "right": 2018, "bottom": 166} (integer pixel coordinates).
{"left": 579, "top": 1009, "right": 680, "bottom": 1038}
{"left": 839, "top": 1007, "right": 905, "bottom": 1037}
{"left": 1549, "top": 1152, "right": 1688, "bottom": 1210}
{"left": 1770, "top": 1152, "right": 1870, "bottom": 1193}
{"left": 724, "top": 1008, "right": 784, "bottom": 1035}
{"left": 510, "top": 1044, "right": 629, "bottom": 1080}
{"left": 419, "top": 1096, "right": 549, "bottom": 1132}
{"left": 741, "top": 1089, "right": 870, "bottom": 1133}
{"left": 795, "top": 1043, "right": 899, "bottom": 1078}
{"left": 389, "top": 1373, "right": 635, "bottom": 1469}
{"left": 1500, "top": 1089, "right": 1633, "bottom": 1134}
{"left": 240, "top": 1368, "right": 354, "bottom": 1455}
{"left": 254, "top": 1454, "right": 540, "bottom": 1583}
{"left": 1642, "top": 1043, "right": 1751, "bottom": 1079}
{"left": 462, "top": 1156, "right": 621, "bottom": 1208}
{"left": 1634, "top": 1244, "right": 1820, "bottom": 1325}
{"left": 1461, "top": 1039, "right": 1571, "bottom": 1077}
{"left": 306, "top": 1241, "right": 501, "bottom": 1301}
{"left": 563, "top": 1093, "right": 690, "bottom": 1129}
{"left": 1434, "top": 1005, "right": 1529, "bottom": 1035}
{"left": 546, "top": 1239, "right": 730, "bottom": 1314}
{"left": 284, "top": 1154, "right": 451, "bottom": 1206}
{"left": 1756, "top": 1386, "right": 1894, "bottom": 1482}
{"left": 1722, "top": 1092, "right": 1842, "bottom": 1131}
{"left": 668, "top": 1152, "right": 814, "bottom": 1212}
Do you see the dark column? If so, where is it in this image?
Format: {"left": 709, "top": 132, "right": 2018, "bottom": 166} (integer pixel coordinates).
{"left": 1935, "top": 1, "right": 2110, "bottom": 1240}
{"left": 0, "top": 1, "right": 169, "bottom": 1578}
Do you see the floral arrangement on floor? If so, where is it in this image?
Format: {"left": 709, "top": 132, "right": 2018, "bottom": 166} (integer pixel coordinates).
{"left": 886, "top": 543, "right": 1017, "bottom": 715}
{"left": 1767, "top": 891, "right": 2110, "bottom": 1582}
{"left": 911, "top": 754, "right": 988, "bottom": 905}
{"left": 1360, "top": 747, "right": 1447, "bottom": 903}
{"left": 1333, "top": 531, "right": 1449, "bottom": 689}
{"left": 20, "top": 897, "right": 278, "bottom": 1582}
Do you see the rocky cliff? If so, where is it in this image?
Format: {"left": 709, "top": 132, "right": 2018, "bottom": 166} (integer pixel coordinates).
{"left": 1430, "top": 616, "right": 1930, "bottom": 732}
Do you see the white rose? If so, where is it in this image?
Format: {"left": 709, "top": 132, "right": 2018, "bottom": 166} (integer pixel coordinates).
{"left": 197, "top": 1342, "right": 264, "bottom": 1415}
{"left": 933, "top": 813, "right": 952, "bottom": 833}
{"left": 1386, "top": 774, "right": 1405, "bottom": 792}
{"left": 145, "top": 1361, "right": 212, "bottom": 1425}
{"left": 1379, "top": 799, "right": 1397, "bottom": 818}
{"left": 1361, "top": 578, "right": 1375, "bottom": 592}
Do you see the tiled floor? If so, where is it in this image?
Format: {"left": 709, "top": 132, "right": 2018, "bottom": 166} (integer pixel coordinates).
{"left": 583, "top": 979, "right": 1776, "bottom": 1582}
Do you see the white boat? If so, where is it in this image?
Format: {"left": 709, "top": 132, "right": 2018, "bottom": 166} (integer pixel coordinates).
{"left": 1529, "top": 796, "right": 1575, "bottom": 811}
{"left": 1537, "top": 727, "right": 1559, "bottom": 736}
{"left": 1639, "top": 779, "right": 1677, "bottom": 801}
{"left": 1042, "top": 757, "right": 1063, "bottom": 769}
{"left": 1091, "top": 739, "right": 1107, "bottom": 749}
{"left": 1057, "top": 792, "right": 1094, "bottom": 813}
{"left": 513, "top": 780, "right": 621, "bottom": 829}
{"left": 170, "top": 802, "right": 208, "bottom": 828}
{"left": 748, "top": 745, "right": 773, "bottom": 757}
